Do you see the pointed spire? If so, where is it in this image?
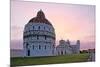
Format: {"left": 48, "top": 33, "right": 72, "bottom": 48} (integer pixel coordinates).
{"left": 37, "top": 9, "right": 45, "bottom": 18}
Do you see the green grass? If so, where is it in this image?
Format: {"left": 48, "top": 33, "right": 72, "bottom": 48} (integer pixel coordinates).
{"left": 11, "top": 53, "right": 89, "bottom": 66}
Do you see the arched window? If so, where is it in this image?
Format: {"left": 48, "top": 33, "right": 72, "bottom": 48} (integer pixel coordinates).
{"left": 45, "top": 35, "right": 46, "bottom": 40}
{"left": 38, "top": 26, "right": 40, "bottom": 30}
{"left": 33, "top": 26, "right": 34, "bottom": 30}
{"left": 44, "top": 27, "right": 45, "bottom": 30}
{"left": 45, "top": 45, "right": 46, "bottom": 50}
{"left": 37, "top": 35, "right": 39, "bottom": 40}
{"left": 49, "top": 28, "right": 50, "bottom": 31}
{"left": 26, "top": 43, "right": 29, "bottom": 48}
{"left": 39, "top": 45, "right": 41, "bottom": 50}
{"left": 53, "top": 45, "right": 55, "bottom": 48}
{"left": 33, "top": 45, "right": 34, "bottom": 50}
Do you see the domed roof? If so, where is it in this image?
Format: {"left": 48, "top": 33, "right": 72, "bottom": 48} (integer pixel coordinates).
{"left": 29, "top": 10, "right": 52, "bottom": 26}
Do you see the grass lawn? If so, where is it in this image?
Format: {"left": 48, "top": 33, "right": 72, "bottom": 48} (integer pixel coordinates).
{"left": 10, "top": 53, "right": 89, "bottom": 66}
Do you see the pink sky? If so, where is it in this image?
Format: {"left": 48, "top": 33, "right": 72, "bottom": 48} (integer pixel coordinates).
{"left": 11, "top": 0, "right": 95, "bottom": 50}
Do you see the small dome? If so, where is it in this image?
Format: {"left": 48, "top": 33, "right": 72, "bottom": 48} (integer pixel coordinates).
{"left": 29, "top": 10, "right": 52, "bottom": 26}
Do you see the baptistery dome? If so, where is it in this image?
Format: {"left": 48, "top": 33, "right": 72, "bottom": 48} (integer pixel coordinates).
{"left": 23, "top": 10, "right": 56, "bottom": 57}
{"left": 29, "top": 10, "right": 52, "bottom": 26}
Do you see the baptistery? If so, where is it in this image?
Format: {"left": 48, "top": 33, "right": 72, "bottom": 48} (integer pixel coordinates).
{"left": 23, "top": 10, "right": 55, "bottom": 57}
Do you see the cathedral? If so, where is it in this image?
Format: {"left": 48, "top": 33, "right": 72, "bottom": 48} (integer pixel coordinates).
{"left": 55, "top": 40, "right": 80, "bottom": 55}
{"left": 23, "top": 10, "right": 80, "bottom": 57}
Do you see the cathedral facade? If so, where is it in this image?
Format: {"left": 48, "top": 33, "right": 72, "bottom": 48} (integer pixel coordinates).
{"left": 55, "top": 40, "right": 80, "bottom": 55}
{"left": 23, "top": 10, "right": 80, "bottom": 57}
